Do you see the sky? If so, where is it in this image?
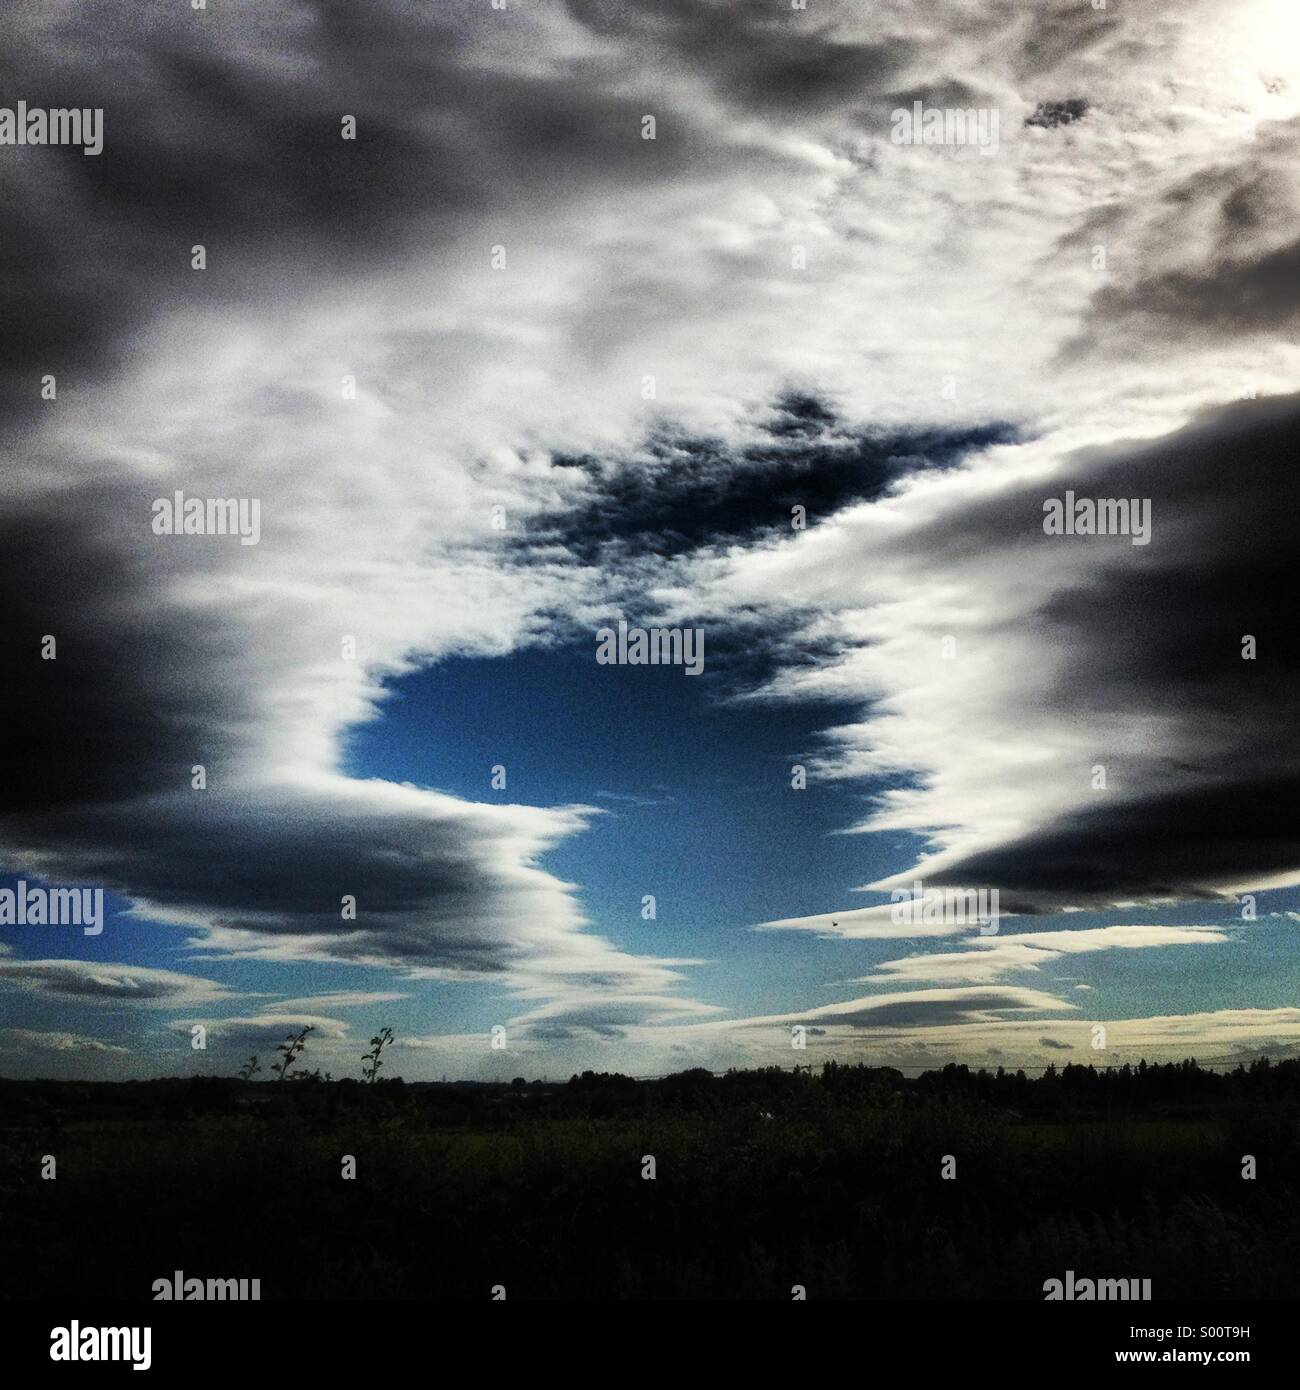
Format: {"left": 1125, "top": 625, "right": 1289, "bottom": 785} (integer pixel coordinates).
{"left": 2, "top": 0, "right": 1300, "bottom": 1081}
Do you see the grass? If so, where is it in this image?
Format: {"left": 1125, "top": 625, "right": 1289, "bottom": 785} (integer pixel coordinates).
{"left": 3, "top": 1062, "right": 1299, "bottom": 1299}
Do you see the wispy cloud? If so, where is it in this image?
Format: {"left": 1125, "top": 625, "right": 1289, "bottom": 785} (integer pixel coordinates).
{"left": 856, "top": 926, "right": 1229, "bottom": 985}
{"left": 0, "top": 960, "right": 237, "bottom": 1007}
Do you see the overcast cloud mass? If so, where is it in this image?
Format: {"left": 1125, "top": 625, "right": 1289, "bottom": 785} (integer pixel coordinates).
{"left": 2, "top": 0, "right": 1299, "bottom": 1079}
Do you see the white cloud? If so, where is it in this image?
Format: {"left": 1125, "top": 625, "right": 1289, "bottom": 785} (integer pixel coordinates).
{"left": 0, "top": 960, "right": 237, "bottom": 1008}
{"left": 857, "top": 925, "right": 1229, "bottom": 985}
{"left": 4, "top": 0, "right": 1300, "bottom": 1065}
{"left": 0, "top": 1028, "right": 129, "bottom": 1055}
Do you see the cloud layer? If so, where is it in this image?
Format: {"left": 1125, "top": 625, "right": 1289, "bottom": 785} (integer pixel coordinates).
{"left": 3, "top": 0, "right": 1299, "bottom": 1072}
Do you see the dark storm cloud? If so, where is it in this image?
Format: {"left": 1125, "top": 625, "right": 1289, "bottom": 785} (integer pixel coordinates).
{"left": 892, "top": 392, "right": 1300, "bottom": 908}
{"left": 1069, "top": 119, "right": 1300, "bottom": 349}
{"left": 0, "top": 486, "right": 259, "bottom": 813}
{"left": 1091, "top": 237, "right": 1300, "bottom": 336}
{"left": 0, "top": 0, "right": 719, "bottom": 995}
{"left": 0, "top": 0, "right": 734, "bottom": 431}
{"left": 1025, "top": 98, "right": 1089, "bottom": 129}
{"left": 0, "top": 0, "right": 466, "bottom": 424}
{"left": 537, "top": 407, "right": 1017, "bottom": 561}
{"left": 4, "top": 772, "right": 604, "bottom": 977}
{"left": 563, "top": 0, "right": 916, "bottom": 118}
{"left": 935, "top": 777, "right": 1300, "bottom": 908}
{"left": 0, "top": 472, "right": 654, "bottom": 984}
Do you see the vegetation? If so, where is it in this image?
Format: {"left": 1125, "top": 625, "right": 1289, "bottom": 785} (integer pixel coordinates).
{"left": 361, "top": 1027, "right": 395, "bottom": 1085}
{"left": 2, "top": 1057, "right": 1299, "bottom": 1299}
{"left": 270, "top": 1025, "right": 314, "bottom": 1083}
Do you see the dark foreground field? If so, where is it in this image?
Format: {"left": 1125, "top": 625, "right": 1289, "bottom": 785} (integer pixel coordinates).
{"left": 3, "top": 1060, "right": 1300, "bottom": 1300}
